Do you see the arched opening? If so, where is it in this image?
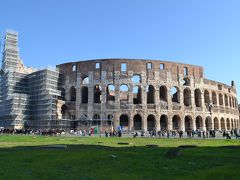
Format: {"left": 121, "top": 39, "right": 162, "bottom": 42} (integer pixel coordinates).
{"left": 205, "top": 116, "right": 212, "bottom": 130}
{"left": 93, "top": 114, "right": 101, "bottom": 126}
{"left": 147, "top": 115, "right": 155, "bottom": 131}
{"left": 231, "top": 119, "right": 234, "bottom": 129}
{"left": 204, "top": 90, "right": 210, "bottom": 105}
{"left": 147, "top": 85, "right": 155, "bottom": 104}
{"left": 172, "top": 115, "right": 181, "bottom": 130}
{"left": 194, "top": 89, "right": 202, "bottom": 107}
{"left": 160, "top": 86, "right": 168, "bottom": 102}
{"left": 81, "top": 86, "right": 88, "bottom": 104}
{"left": 94, "top": 85, "right": 101, "bottom": 103}
{"left": 212, "top": 91, "right": 217, "bottom": 105}
{"left": 221, "top": 118, "right": 225, "bottom": 130}
{"left": 196, "top": 116, "right": 203, "bottom": 130}
{"left": 107, "top": 114, "right": 113, "bottom": 126}
{"left": 133, "top": 86, "right": 142, "bottom": 104}
{"left": 229, "top": 97, "right": 232, "bottom": 107}
{"left": 184, "top": 88, "right": 191, "bottom": 106}
{"left": 219, "top": 94, "right": 223, "bottom": 106}
{"left": 226, "top": 118, "right": 231, "bottom": 130}
{"left": 185, "top": 116, "right": 192, "bottom": 131}
{"left": 106, "top": 84, "right": 115, "bottom": 102}
{"left": 120, "top": 114, "right": 129, "bottom": 127}
{"left": 225, "top": 94, "right": 229, "bottom": 107}
{"left": 160, "top": 115, "right": 168, "bottom": 130}
{"left": 171, "top": 86, "right": 180, "bottom": 103}
{"left": 120, "top": 84, "right": 129, "bottom": 101}
{"left": 133, "top": 114, "right": 142, "bottom": 130}
{"left": 183, "top": 77, "right": 190, "bottom": 86}
{"left": 214, "top": 117, "right": 219, "bottom": 130}
{"left": 70, "top": 86, "right": 76, "bottom": 101}
{"left": 82, "top": 76, "right": 89, "bottom": 85}
{"left": 132, "top": 74, "right": 141, "bottom": 83}
{"left": 61, "top": 105, "right": 67, "bottom": 119}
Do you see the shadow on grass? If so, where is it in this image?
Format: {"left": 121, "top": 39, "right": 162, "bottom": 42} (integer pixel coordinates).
{"left": 0, "top": 143, "right": 240, "bottom": 179}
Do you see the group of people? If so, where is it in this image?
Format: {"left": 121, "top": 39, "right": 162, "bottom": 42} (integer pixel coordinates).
{"left": 0, "top": 127, "right": 239, "bottom": 140}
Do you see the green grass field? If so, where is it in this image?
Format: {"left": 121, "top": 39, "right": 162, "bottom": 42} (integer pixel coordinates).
{"left": 0, "top": 135, "right": 240, "bottom": 180}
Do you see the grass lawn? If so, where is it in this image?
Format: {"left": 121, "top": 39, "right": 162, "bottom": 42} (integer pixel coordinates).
{"left": 0, "top": 135, "right": 240, "bottom": 179}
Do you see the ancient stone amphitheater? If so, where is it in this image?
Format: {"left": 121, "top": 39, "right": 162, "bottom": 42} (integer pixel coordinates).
{"left": 58, "top": 59, "right": 239, "bottom": 132}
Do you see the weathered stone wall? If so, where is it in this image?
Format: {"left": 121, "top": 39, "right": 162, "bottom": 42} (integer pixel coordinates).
{"left": 58, "top": 59, "right": 239, "bottom": 132}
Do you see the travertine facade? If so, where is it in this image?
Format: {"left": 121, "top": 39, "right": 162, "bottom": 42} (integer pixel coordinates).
{"left": 58, "top": 59, "right": 239, "bottom": 132}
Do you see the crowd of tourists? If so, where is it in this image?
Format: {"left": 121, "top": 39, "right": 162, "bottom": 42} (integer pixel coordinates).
{"left": 0, "top": 127, "right": 239, "bottom": 140}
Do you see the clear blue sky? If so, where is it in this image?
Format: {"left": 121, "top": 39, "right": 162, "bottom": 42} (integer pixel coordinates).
{"left": 1, "top": 0, "right": 240, "bottom": 97}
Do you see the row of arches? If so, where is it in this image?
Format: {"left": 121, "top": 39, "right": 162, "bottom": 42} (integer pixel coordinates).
{"left": 67, "top": 85, "right": 238, "bottom": 109}
{"left": 117, "top": 114, "right": 239, "bottom": 131}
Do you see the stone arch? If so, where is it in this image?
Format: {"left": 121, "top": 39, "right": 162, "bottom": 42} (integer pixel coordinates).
{"left": 160, "top": 85, "right": 168, "bottom": 102}
{"left": 106, "top": 84, "right": 115, "bottom": 101}
{"left": 133, "top": 86, "right": 142, "bottom": 104}
{"left": 212, "top": 91, "right": 217, "bottom": 105}
{"left": 229, "top": 97, "right": 232, "bottom": 107}
{"left": 160, "top": 115, "right": 168, "bottom": 130}
{"left": 120, "top": 84, "right": 129, "bottom": 101}
{"left": 132, "top": 74, "right": 141, "bottom": 83}
{"left": 81, "top": 86, "right": 88, "bottom": 104}
{"left": 225, "top": 94, "right": 229, "bottom": 107}
{"left": 185, "top": 116, "right": 193, "bottom": 131}
{"left": 70, "top": 86, "right": 76, "bottom": 101}
{"left": 147, "top": 85, "right": 155, "bottom": 104}
{"left": 133, "top": 114, "right": 142, "bottom": 131}
{"left": 171, "top": 86, "right": 180, "bottom": 103}
{"left": 221, "top": 118, "right": 225, "bottom": 130}
{"left": 184, "top": 88, "right": 191, "bottom": 106}
{"left": 219, "top": 94, "right": 223, "bottom": 106}
{"left": 226, "top": 118, "right": 231, "bottom": 130}
{"left": 214, "top": 117, "right": 219, "bottom": 130}
{"left": 196, "top": 116, "right": 203, "bottom": 130}
{"left": 204, "top": 90, "right": 210, "bottom": 104}
{"left": 183, "top": 77, "right": 190, "bottom": 86}
{"left": 147, "top": 114, "right": 156, "bottom": 131}
{"left": 107, "top": 114, "right": 113, "bottom": 126}
{"left": 172, "top": 115, "right": 181, "bottom": 130}
{"left": 94, "top": 84, "right": 102, "bottom": 103}
{"left": 194, "top": 88, "right": 202, "bottom": 107}
{"left": 82, "top": 76, "right": 89, "bottom": 85}
{"left": 92, "top": 114, "right": 100, "bottom": 126}
{"left": 61, "top": 104, "right": 67, "bottom": 119}
{"left": 205, "top": 116, "right": 212, "bottom": 130}
{"left": 120, "top": 114, "right": 129, "bottom": 127}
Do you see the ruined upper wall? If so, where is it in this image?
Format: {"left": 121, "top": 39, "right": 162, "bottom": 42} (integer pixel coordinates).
{"left": 57, "top": 58, "right": 204, "bottom": 79}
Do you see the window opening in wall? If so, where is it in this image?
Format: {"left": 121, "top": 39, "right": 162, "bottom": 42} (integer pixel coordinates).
{"left": 184, "top": 67, "right": 188, "bottom": 76}
{"left": 120, "top": 84, "right": 129, "bottom": 101}
{"left": 183, "top": 77, "right": 190, "bottom": 86}
{"left": 171, "top": 87, "right": 180, "bottom": 103}
{"left": 160, "top": 63, "right": 165, "bottom": 70}
{"left": 82, "top": 76, "right": 89, "bottom": 85}
{"left": 94, "top": 85, "right": 102, "bottom": 103}
{"left": 133, "top": 86, "right": 142, "bottom": 104}
{"left": 72, "top": 65, "right": 76, "bottom": 72}
{"left": 121, "top": 63, "right": 127, "bottom": 72}
{"left": 147, "top": 85, "right": 155, "bottom": 104}
{"left": 106, "top": 84, "right": 115, "bottom": 101}
{"left": 132, "top": 74, "right": 141, "bottom": 83}
{"left": 95, "top": 62, "right": 100, "bottom": 69}
{"left": 147, "top": 62, "right": 152, "bottom": 70}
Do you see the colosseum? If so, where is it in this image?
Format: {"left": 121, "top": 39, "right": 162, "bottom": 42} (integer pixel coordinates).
{"left": 58, "top": 59, "right": 239, "bottom": 132}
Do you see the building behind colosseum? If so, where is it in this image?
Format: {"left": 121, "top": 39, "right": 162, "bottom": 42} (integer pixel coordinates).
{"left": 0, "top": 30, "right": 239, "bottom": 131}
